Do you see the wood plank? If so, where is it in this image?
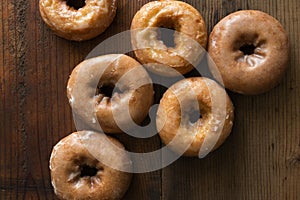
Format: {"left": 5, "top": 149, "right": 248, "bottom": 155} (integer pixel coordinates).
{"left": 0, "top": 0, "right": 299, "bottom": 199}
{"left": 162, "top": 0, "right": 300, "bottom": 199}
{"left": 0, "top": 0, "right": 162, "bottom": 199}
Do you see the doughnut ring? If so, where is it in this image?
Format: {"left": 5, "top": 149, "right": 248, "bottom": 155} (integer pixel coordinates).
{"left": 156, "top": 77, "right": 234, "bottom": 157}
{"left": 208, "top": 10, "right": 289, "bottom": 95}
{"left": 39, "top": 0, "right": 117, "bottom": 41}
{"left": 67, "top": 54, "right": 154, "bottom": 133}
{"left": 131, "top": 0, "right": 207, "bottom": 76}
{"left": 49, "top": 131, "right": 132, "bottom": 200}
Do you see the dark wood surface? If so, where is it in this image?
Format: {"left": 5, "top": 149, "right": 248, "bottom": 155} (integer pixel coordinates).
{"left": 1, "top": 0, "right": 299, "bottom": 199}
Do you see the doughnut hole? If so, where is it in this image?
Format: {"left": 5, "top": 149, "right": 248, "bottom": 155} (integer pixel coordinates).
{"left": 155, "top": 17, "right": 180, "bottom": 48}
{"left": 239, "top": 44, "right": 256, "bottom": 55}
{"left": 95, "top": 82, "right": 123, "bottom": 104}
{"left": 234, "top": 33, "right": 256, "bottom": 50}
{"left": 157, "top": 27, "right": 176, "bottom": 48}
{"left": 233, "top": 33, "right": 268, "bottom": 65}
{"left": 96, "top": 83, "right": 121, "bottom": 98}
{"left": 71, "top": 157, "right": 103, "bottom": 185}
{"left": 185, "top": 106, "right": 208, "bottom": 126}
{"left": 80, "top": 165, "right": 98, "bottom": 177}
{"left": 181, "top": 100, "right": 208, "bottom": 126}
{"left": 188, "top": 110, "right": 202, "bottom": 124}
{"left": 66, "top": 0, "right": 86, "bottom": 10}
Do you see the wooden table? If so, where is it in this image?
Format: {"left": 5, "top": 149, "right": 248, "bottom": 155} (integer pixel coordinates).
{"left": 0, "top": 0, "right": 299, "bottom": 199}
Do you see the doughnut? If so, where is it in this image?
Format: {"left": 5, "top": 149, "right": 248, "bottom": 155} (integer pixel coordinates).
{"left": 131, "top": 0, "right": 207, "bottom": 76}
{"left": 49, "top": 131, "right": 132, "bottom": 200}
{"left": 67, "top": 54, "right": 154, "bottom": 133}
{"left": 208, "top": 10, "right": 289, "bottom": 95}
{"left": 156, "top": 77, "right": 234, "bottom": 157}
{"left": 39, "top": 0, "right": 117, "bottom": 41}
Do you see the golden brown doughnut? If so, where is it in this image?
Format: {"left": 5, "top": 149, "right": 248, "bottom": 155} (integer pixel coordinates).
{"left": 208, "top": 10, "right": 289, "bottom": 95}
{"left": 156, "top": 77, "right": 234, "bottom": 157}
{"left": 49, "top": 131, "right": 132, "bottom": 200}
{"left": 39, "top": 0, "right": 117, "bottom": 41}
{"left": 131, "top": 0, "right": 207, "bottom": 76}
{"left": 67, "top": 54, "right": 154, "bottom": 133}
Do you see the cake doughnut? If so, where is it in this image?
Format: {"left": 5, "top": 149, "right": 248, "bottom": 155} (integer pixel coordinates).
{"left": 156, "top": 77, "right": 234, "bottom": 157}
{"left": 131, "top": 0, "right": 207, "bottom": 76}
{"left": 67, "top": 54, "right": 154, "bottom": 133}
{"left": 208, "top": 10, "right": 289, "bottom": 95}
{"left": 49, "top": 131, "right": 132, "bottom": 200}
{"left": 39, "top": 0, "right": 117, "bottom": 41}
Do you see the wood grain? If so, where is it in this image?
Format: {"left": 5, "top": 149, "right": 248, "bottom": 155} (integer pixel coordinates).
{"left": 0, "top": 0, "right": 299, "bottom": 199}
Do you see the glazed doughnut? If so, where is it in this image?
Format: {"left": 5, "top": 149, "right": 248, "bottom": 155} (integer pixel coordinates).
{"left": 208, "top": 10, "right": 289, "bottom": 95}
{"left": 39, "top": 0, "right": 117, "bottom": 41}
{"left": 131, "top": 0, "right": 207, "bottom": 76}
{"left": 50, "top": 131, "right": 132, "bottom": 200}
{"left": 156, "top": 77, "right": 234, "bottom": 157}
{"left": 67, "top": 54, "right": 154, "bottom": 133}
